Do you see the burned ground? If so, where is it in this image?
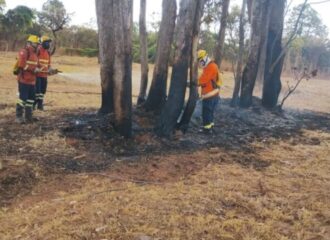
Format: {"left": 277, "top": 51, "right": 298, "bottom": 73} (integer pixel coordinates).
{"left": 1, "top": 98, "right": 328, "bottom": 206}
{"left": 0, "top": 53, "right": 329, "bottom": 239}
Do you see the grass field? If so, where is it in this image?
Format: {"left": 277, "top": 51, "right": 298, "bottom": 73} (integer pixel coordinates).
{"left": 0, "top": 52, "right": 329, "bottom": 240}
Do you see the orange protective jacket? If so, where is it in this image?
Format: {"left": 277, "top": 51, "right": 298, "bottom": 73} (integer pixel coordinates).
{"left": 17, "top": 46, "right": 38, "bottom": 85}
{"left": 36, "top": 46, "right": 51, "bottom": 78}
{"left": 198, "top": 61, "right": 219, "bottom": 97}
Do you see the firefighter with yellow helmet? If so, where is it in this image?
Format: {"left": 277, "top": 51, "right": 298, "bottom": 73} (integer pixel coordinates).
{"left": 15, "top": 35, "right": 40, "bottom": 123}
{"left": 197, "top": 49, "right": 221, "bottom": 133}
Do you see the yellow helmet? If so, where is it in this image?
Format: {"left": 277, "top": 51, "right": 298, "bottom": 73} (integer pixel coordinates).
{"left": 198, "top": 50, "right": 207, "bottom": 60}
{"left": 27, "top": 35, "right": 39, "bottom": 44}
{"left": 40, "top": 35, "right": 52, "bottom": 43}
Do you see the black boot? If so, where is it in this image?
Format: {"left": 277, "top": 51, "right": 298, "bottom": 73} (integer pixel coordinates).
{"left": 37, "top": 99, "right": 44, "bottom": 110}
{"left": 25, "top": 106, "right": 33, "bottom": 123}
{"left": 15, "top": 104, "right": 25, "bottom": 124}
{"left": 33, "top": 100, "right": 38, "bottom": 110}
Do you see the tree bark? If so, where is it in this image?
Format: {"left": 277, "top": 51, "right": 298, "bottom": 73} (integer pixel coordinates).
{"left": 144, "top": 0, "right": 177, "bottom": 112}
{"left": 11, "top": 37, "right": 18, "bottom": 51}
{"left": 239, "top": 0, "right": 268, "bottom": 108}
{"left": 247, "top": 0, "right": 253, "bottom": 23}
{"left": 255, "top": 0, "right": 272, "bottom": 85}
{"left": 156, "top": 0, "right": 204, "bottom": 137}
{"left": 96, "top": 0, "right": 133, "bottom": 137}
{"left": 177, "top": 0, "right": 205, "bottom": 132}
{"left": 262, "top": 0, "right": 285, "bottom": 108}
{"left": 231, "top": 0, "right": 246, "bottom": 107}
{"left": 214, "top": 0, "right": 230, "bottom": 69}
{"left": 96, "top": 0, "right": 114, "bottom": 115}
{"left": 137, "top": 0, "right": 149, "bottom": 105}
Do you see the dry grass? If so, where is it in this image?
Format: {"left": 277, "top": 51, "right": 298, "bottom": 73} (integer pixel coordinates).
{"left": 0, "top": 52, "right": 329, "bottom": 240}
{"left": 1, "top": 136, "right": 329, "bottom": 239}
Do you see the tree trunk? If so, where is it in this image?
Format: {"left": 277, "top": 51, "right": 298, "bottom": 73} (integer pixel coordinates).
{"left": 214, "top": 0, "right": 230, "bottom": 69}
{"left": 137, "top": 0, "right": 149, "bottom": 105}
{"left": 231, "top": 0, "right": 246, "bottom": 107}
{"left": 50, "top": 30, "right": 57, "bottom": 56}
{"left": 247, "top": 0, "right": 253, "bottom": 23}
{"left": 96, "top": 0, "right": 115, "bottom": 115}
{"left": 156, "top": 0, "right": 204, "bottom": 137}
{"left": 96, "top": 0, "right": 133, "bottom": 137}
{"left": 239, "top": 0, "right": 268, "bottom": 108}
{"left": 11, "top": 38, "right": 17, "bottom": 51}
{"left": 177, "top": 0, "right": 205, "bottom": 132}
{"left": 144, "top": 0, "right": 176, "bottom": 112}
{"left": 262, "top": 0, "right": 285, "bottom": 108}
{"left": 256, "top": 0, "right": 272, "bottom": 85}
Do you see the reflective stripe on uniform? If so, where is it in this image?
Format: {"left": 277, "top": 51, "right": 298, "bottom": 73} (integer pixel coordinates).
{"left": 26, "top": 99, "right": 34, "bottom": 107}
{"left": 39, "top": 59, "right": 49, "bottom": 64}
{"left": 26, "top": 60, "right": 37, "bottom": 65}
{"left": 24, "top": 60, "right": 38, "bottom": 70}
{"left": 17, "top": 99, "right": 25, "bottom": 107}
{"left": 35, "top": 93, "right": 44, "bottom": 100}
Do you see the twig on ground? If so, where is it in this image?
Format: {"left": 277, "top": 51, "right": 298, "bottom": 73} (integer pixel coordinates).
{"left": 79, "top": 172, "right": 163, "bottom": 185}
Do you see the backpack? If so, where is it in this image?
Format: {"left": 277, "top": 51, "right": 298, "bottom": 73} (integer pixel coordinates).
{"left": 212, "top": 70, "right": 223, "bottom": 89}
{"left": 13, "top": 60, "right": 19, "bottom": 75}
{"left": 13, "top": 48, "right": 30, "bottom": 75}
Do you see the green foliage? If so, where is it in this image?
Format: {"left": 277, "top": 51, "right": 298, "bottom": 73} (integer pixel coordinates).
{"left": 284, "top": 4, "right": 330, "bottom": 74}
{"left": 0, "top": 5, "right": 36, "bottom": 50}
{"left": 2, "top": 5, "right": 35, "bottom": 33}
{"left": 0, "top": 0, "right": 5, "bottom": 13}
{"left": 199, "top": 30, "right": 217, "bottom": 57}
{"left": 57, "top": 25, "right": 98, "bottom": 49}
{"left": 286, "top": 4, "right": 328, "bottom": 39}
{"left": 147, "top": 32, "right": 158, "bottom": 63}
{"left": 38, "top": 0, "right": 71, "bottom": 32}
{"left": 63, "top": 47, "right": 98, "bottom": 57}
{"left": 202, "top": 0, "right": 223, "bottom": 25}
{"left": 132, "top": 22, "right": 158, "bottom": 63}
{"left": 80, "top": 48, "right": 98, "bottom": 57}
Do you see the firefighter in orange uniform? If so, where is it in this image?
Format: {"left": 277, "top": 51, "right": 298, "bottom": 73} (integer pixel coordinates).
{"left": 16, "top": 35, "right": 40, "bottom": 123}
{"left": 35, "top": 35, "right": 52, "bottom": 110}
{"left": 197, "top": 50, "right": 220, "bottom": 133}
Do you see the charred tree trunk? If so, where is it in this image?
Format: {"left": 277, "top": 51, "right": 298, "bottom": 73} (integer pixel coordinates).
{"left": 96, "top": 0, "right": 114, "bottom": 115}
{"left": 262, "top": 0, "right": 285, "bottom": 108}
{"left": 214, "top": 0, "right": 230, "bottom": 68}
{"left": 231, "top": 0, "right": 246, "bottom": 107}
{"left": 96, "top": 0, "right": 133, "bottom": 137}
{"left": 137, "top": 0, "right": 149, "bottom": 105}
{"left": 156, "top": 0, "right": 204, "bottom": 137}
{"left": 239, "top": 0, "right": 268, "bottom": 108}
{"left": 144, "top": 0, "right": 177, "bottom": 112}
{"left": 177, "top": 0, "right": 205, "bottom": 132}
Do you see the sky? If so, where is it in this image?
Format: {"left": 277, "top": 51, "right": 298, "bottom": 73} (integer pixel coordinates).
{"left": 5, "top": 0, "right": 330, "bottom": 36}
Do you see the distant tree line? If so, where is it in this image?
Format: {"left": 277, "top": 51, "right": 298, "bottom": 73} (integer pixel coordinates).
{"left": 1, "top": 0, "right": 329, "bottom": 77}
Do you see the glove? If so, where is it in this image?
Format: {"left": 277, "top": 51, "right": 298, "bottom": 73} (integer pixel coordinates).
{"left": 34, "top": 68, "right": 41, "bottom": 74}
{"left": 48, "top": 68, "right": 58, "bottom": 75}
